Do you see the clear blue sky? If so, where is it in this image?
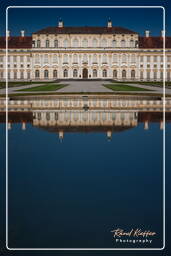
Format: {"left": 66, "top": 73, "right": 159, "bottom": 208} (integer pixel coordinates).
{"left": 0, "top": 0, "right": 170, "bottom": 36}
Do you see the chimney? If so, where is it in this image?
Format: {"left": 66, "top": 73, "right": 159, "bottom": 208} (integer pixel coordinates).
{"left": 107, "top": 18, "right": 112, "bottom": 28}
{"left": 58, "top": 18, "right": 64, "bottom": 28}
{"left": 7, "top": 30, "right": 10, "bottom": 37}
{"left": 20, "top": 30, "right": 25, "bottom": 37}
{"left": 161, "top": 30, "right": 165, "bottom": 37}
{"left": 145, "top": 30, "right": 150, "bottom": 38}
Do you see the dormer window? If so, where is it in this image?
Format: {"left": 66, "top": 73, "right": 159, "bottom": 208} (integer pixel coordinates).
{"left": 130, "top": 40, "right": 134, "bottom": 47}
{"left": 112, "top": 40, "right": 117, "bottom": 47}
{"left": 37, "top": 40, "right": 41, "bottom": 48}
{"left": 121, "top": 40, "right": 126, "bottom": 47}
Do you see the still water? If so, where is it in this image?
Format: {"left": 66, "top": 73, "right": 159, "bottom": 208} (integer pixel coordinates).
{"left": 5, "top": 112, "right": 166, "bottom": 249}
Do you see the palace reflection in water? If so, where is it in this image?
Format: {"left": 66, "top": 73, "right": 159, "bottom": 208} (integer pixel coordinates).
{"left": 1, "top": 95, "right": 170, "bottom": 249}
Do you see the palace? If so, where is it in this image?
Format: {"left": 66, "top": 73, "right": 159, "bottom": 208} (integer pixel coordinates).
{"left": 0, "top": 19, "right": 171, "bottom": 81}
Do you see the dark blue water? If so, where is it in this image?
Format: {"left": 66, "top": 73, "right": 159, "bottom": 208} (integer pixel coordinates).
{"left": 1, "top": 121, "right": 171, "bottom": 255}
{"left": 5, "top": 122, "right": 164, "bottom": 249}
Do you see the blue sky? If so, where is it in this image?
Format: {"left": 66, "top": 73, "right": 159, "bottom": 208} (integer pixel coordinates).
{"left": 0, "top": 0, "right": 170, "bottom": 36}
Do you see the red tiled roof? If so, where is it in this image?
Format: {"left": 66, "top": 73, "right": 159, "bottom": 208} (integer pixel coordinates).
{"left": 0, "top": 36, "right": 32, "bottom": 49}
{"left": 139, "top": 36, "right": 171, "bottom": 48}
{"left": 33, "top": 26, "right": 137, "bottom": 35}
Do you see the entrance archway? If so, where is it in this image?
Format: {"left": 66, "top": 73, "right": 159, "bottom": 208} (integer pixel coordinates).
{"left": 83, "top": 68, "right": 88, "bottom": 79}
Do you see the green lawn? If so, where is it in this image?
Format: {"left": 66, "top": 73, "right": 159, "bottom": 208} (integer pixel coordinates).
{"left": 17, "top": 83, "right": 67, "bottom": 92}
{"left": 0, "top": 81, "right": 61, "bottom": 89}
{"left": 103, "top": 83, "right": 152, "bottom": 91}
{"left": 112, "top": 81, "right": 171, "bottom": 86}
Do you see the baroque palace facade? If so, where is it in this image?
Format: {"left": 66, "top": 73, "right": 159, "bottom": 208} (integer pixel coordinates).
{"left": 0, "top": 19, "right": 171, "bottom": 81}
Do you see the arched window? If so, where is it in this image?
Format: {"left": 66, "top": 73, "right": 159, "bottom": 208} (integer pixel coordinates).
{"left": 121, "top": 40, "right": 126, "bottom": 47}
{"left": 44, "top": 70, "right": 49, "bottom": 78}
{"left": 93, "top": 54, "right": 97, "bottom": 63}
{"left": 53, "top": 54, "right": 58, "bottom": 63}
{"left": 73, "top": 54, "right": 78, "bottom": 63}
{"left": 102, "top": 54, "right": 107, "bottom": 63}
{"left": 82, "top": 38, "right": 88, "bottom": 47}
{"left": 46, "top": 39, "right": 49, "bottom": 48}
{"left": 73, "top": 69, "right": 78, "bottom": 78}
{"left": 35, "top": 70, "right": 40, "bottom": 78}
{"left": 112, "top": 40, "right": 117, "bottom": 47}
{"left": 131, "top": 54, "right": 135, "bottom": 63}
{"left": 53, "top": 70, "right": 58, "bottom": 78}
{"left": 92, "top": 39, "right": 97, "bottom": 47}
{"left": 122, "top": 70, "right": 126, "bottom": 78}
{"left": 83, "top": 54, "right": 88, "bottom": 63}
{"left": 130, "top": 40, "right": 134, "bottom": 47}
{"left": 44, "top": 54, "right": 48, "bottom": 63}
{"left": 93, "top": 69, "right": 97, "bottom": 78}
{"left": 54, "top": 39, "right": 58, "bottom": 48}
{"left": 73, "top": 38, "right": 78, "bottom": 47}
{"left": 103, "top": 69, "right": 107, "bottom": 78}
{"left": 37, "top": 40, "right": 41, "bottom": 48}
{"left": 131, "top": 70, "right": 135, "bottom": 79}
{"left": 101, "top": 39, "right": 107, "bottom": 47}
{"left": 122, "top": 54, "right": 126, "bottom": 63}
{"left": 64, "top": 69, "right": 68, "bottom": 78}
{"left": 35, "top": 54, "right": 40, "bottom": 64}
{"left": 63, "top": 54, "right": 68, "bottom": 63}
{"left": 63, "top": 39, "right": 69, "bottom": 47}
{"left": 113, "top": 54, "right": 117, "bottom": 63}
{"left": 113, "top": 70, "right": 117, "bottom": 78}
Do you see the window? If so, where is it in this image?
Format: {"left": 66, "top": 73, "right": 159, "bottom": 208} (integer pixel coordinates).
{"left": 122, "top": 54, "right": 126, "bottom": 63}
{"left": 13, "top": 56, "right": 17, "bottom": 62}
{"left": 147, "top": 71, "right": 150, "bottom": 80}
{"left": 44, "top": 70, "right": 49, "bottom": 78}
{"left": 131, "top": 70, "right": 135, "bottom": 79}
{"left": 101, "top": 39, "right": 107, "bottom": 47}
{"left": 102, "top": 69, "right": 107, "bottom": 77}
{"left": 53, "top": 54, "right": 58, "bottom": 63}
{"left": 53, "top": 70, "right": 58, "bottom": 78}
{"left": 0, "top": 56, "right": 3, "bottom": 62}
{"left": 63, "top": 54, "right": 68, "bottom": 63}
{"left": 27, "top": 56, "right": 30, "bottom": 62}
{"left": 46, "top": 40, "right": 49, "bottom": 48}
{"left": 154, "top": 71, "right": 157, "bottom": 80}
{"left": 102, "top": 54, "right": 107, "bottom": 63}
{"left": 35, "top": 70, "right": 40, "bottom": 78}
{"left": 167, "top": 71, "right": 170, "bottom": 80}
{"left": 82, "top": 39, "right": 88, "bottom": 47}
{"left": 154, "top": 56, "right": 157, "bottom": 62}
{"left": 122, "top": 70, "right": 126, "bottom": 78}
{"left": 35, "top": 54, "right": 40, "bottom": 64}
{"left": 93, "top": 69, "right": 97, "bottom": 77}
{"left": 140, "top": 71, "right": 143, "bottom": 79}
{"left": 73, "top": 38, "right": 78, "bottom": 47}
{"left": 20, "top": 56, "right": 23, "bottom": 62}
{"left": 130, "top": 40, "right": 134, "bottom": 47}
{"left": 8, "top": 72, "right": 10, "bottom": 79}
{"left": 112, "top": 40, "right": 117, "bottom": 47}
{"left": 113, "top": 54, "right": 117, "bottom": 63}
{"left": 131, "top": 54, "right": 135, "bottom": 63}
{"left": 37, "top": 40, "right": 41, "bottom": 48}
{"left": 147, "top": 56, "right": 150, "bottom": 62}
{"left": 167, "top": 56, "right": 171, "bottom": 62}
{"left": 64, "top": 69, "right": 68, "bottom": 78}
{"left": 20, "top": 71, "right": 24, "bottom": 79}
{"left": 160, "top": 71, "right": 163, "bottom": 79}
{"left": 83, "top": 54, "right": 88, "bottom": 63}
{"left": 44, "top": 54, "right": 48, "bottom": 63}
{"left": 54, "top": 39, "right": 58, "bottom": 48}
{"left": 160, "top": 56, "right": 163, "bottom": 62}
{"left": 93, "top": 54, "right": 97, "bottom": 63}
{"left": 73, "top": 69, "right": 78, "bottom": 78}
{"left": 0, "top": 71, "right": 3, "bottom": 79}
{"left": 63, "top": 39, "right": 69, "bottom": 47}
{"left": 121, "top": 40, "right": 126, "bottom": 47}
{"left": 92, "top": 39, "right": 97, "bottom": 47}
{"left": 140, "top": 56, "right": 143, "bottom": 62}
{"left": 113, "top": 70, "right": 117, "bottom": 78}
{"left": 27, "top": 71, "right": 30, "bottom": 79}
{"left": 73, "top": 54, "right": 78, "bottom": 63}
